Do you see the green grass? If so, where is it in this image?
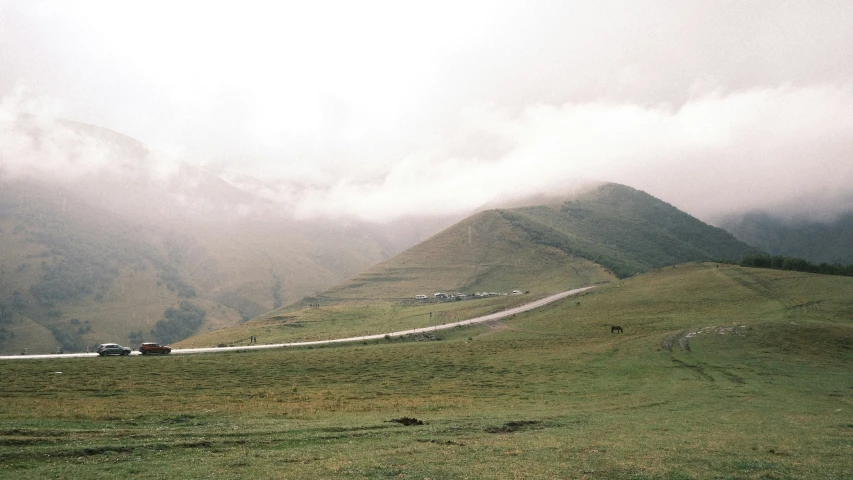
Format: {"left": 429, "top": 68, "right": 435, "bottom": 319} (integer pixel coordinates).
{"left": 185, "top": 206, "right": 616, "bottom": 347}
{"left": 181, "top": 291, "right": 546, "bottom": 347}
{"left": 501, "top": 183, "right": 760, "bottom": 278}
{"left": 307, "top": 208, "right": 615, "bottom": 303}
{"left": 1, "top": 263, "right": 851, "bottom": 478}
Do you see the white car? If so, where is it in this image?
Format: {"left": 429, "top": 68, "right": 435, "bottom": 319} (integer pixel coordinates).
{"left": 96, "top": 343, "right": 131, "bottom": 356}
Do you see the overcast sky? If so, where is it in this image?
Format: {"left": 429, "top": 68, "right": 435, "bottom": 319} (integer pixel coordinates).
{"left": 2, "top": 1, "right": 852, "bottom": 222}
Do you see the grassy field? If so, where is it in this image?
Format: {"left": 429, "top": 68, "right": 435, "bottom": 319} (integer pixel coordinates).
{"left": 1, "top": 263, "right": 851, "bottom": 478}
{"left": 181, "top": 207, "right": 614, "bottom": 349}
{"left": 179, "top": 291, "right": 554, "bottom": 348}
{"left": 312, "top": 209, "right": 615, "bottom": 303}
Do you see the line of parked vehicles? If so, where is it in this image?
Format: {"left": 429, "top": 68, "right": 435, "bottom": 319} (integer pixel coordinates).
{"left": 415, "top": 290, "right": 524, "bottom": 300}
{"left": 95, "top": 342, "right": 171, "bottom": 356}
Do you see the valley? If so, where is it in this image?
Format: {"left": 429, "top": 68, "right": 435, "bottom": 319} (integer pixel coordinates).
{"left": 4, "top": 6, "right": 852, "bottom": 477}
{"left": 1, "top": 177, "right": 850, "bottom": 478}
{"left": 1, "top": 263, "right": 851, "bottom": 478}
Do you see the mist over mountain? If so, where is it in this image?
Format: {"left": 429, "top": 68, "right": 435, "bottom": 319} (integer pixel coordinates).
{"left": 0, "top": 118, "right": 464, "bottom": 354}
{"left": 721, "top": 210, "right": 853, "bottom": 265}
{"left": 0, "top": 114, "right": 845, "bottom": 354}
{"left": 287, "top": 183, "right": 757, "bottom": 313}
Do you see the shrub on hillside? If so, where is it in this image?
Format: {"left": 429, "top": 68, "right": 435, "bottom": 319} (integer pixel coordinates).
{"left": 151, "top": 301, "right": 206, "bottom": 344}
{"left": 0, "top": 302, "right": 13, "bottom": 325}
{"left": 740, "top": 254, "right": 853, "bottom": 277}
{"left": 47, "top": 324, "right": 86, "bottom": 352}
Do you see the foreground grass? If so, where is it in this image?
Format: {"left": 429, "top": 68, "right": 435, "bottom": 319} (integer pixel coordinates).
{"left": 1, "top": 264, "right": 851, "bottom": 478}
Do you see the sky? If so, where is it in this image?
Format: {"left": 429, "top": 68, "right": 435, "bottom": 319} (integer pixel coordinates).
{"left": 1, "top": 0, "right": 852, "bottom": 223}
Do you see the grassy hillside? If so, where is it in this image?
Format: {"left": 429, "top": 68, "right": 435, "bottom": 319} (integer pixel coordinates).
{"left": 321, "top": 183, "right": 757, "bottom": 300}
{"left": 0, "top": 181, "right": 198, "bottom": 354}
{"left": 502, "top": 183, "right": 761, "bottom": 277}
{"left": 1, "top": 263, "right": 851, "bottom": 478}
{"left": 183, "top": 183, "right": 762, "bottom": 348}
{"left": 0, "top": 179, "right": 445, "bottom": 354}
{"left": 320, "top": 209, "right": 613, "bottom": 301}
{"left": 179, "top": 207, "right": 615, "bottom": 347}
{"left": 1, "top": 117, "right": 468, "bottom": 354}
{"left": 178, "top": 288, "right": 549, "bottom": 348}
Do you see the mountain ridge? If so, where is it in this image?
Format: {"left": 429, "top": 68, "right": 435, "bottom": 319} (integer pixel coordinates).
{"left": 179, "top": 182, "right": 762, "bottom": 347}
{"left": 722, "top": 210, "right": 853, "bottom": 265}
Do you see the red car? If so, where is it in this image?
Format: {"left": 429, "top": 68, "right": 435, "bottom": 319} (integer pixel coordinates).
{"left": 139, "top": 342, "right": 171, "bottom": 355}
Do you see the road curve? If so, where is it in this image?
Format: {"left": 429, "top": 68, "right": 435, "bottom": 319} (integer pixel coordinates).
{"left": 0, "top": 286, "right": 594, "bottom": 360}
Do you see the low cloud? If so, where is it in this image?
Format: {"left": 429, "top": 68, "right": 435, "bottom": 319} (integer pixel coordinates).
{"left": 0, "top": 87, "right": 180, "bottom": 184}
{"left": 3, "top": 84, "right": 852, "bottom": 224}
{"left": 3, "top": 2, "right": 852, "bottom": 225}
{"left": 283, "top": 84, "right": 853, "bottom": 222}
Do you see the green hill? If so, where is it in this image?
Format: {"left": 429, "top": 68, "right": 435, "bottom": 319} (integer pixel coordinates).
{"left": 318, "top": 209, "right": 613, "bottom": 301}
{"left": 0, "top": 180, "right": 196, "bottom": 354}
{"left": 4, "top": 263, "right": 852, "bottom": 478}
{"left": 318, "top": 183, "right": 758, "bottom": 299}
{"left": 501, "top": 183, "right": 761, "bottom": 277}
{"left": 182, "top": 183, "right": 759, "bottom": 347}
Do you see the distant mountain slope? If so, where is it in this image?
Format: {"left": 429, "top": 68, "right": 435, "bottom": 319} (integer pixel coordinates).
{"left": 721, "top": 211, "right": 853, "bottom": 265}
{"left": 0, "top": 180, "right": 199, "bottom": 353}
{"left": 499, "top": 183, "right": 760, "bottom": 278}
{"left": 0, "top": 177, "right": 459, "bottom": 354}
{"left": 0, "top": 117, "right": 461, "bottom": 354}
{"left": 298, "top": 183, "right": 757, "bottom": 306}
{"left": 316, "top": 209, "right": 614, "bottom": 303}
{"left": 181, "top": 183, "right": 771, "bottom": 348}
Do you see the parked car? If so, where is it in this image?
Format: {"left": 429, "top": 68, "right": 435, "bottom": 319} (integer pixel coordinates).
{"left": 139, "top": 342, "right": 171, "bottom": 355}
{"left": 96, "top": 343, "right": 131, "bottom": 356}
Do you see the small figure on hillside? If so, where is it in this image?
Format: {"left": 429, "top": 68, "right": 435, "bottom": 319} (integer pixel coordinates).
{"left": 611, "top": 325, "right": 623, "bottom": 333}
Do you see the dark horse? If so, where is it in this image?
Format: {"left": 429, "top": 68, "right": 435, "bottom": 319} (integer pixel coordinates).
{"left": 611, "top": 325, "right": 623, "bottom": 333}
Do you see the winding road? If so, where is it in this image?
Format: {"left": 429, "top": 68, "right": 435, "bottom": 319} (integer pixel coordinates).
{"left": 0, "top": 286, "right": 593, "bottom": 360}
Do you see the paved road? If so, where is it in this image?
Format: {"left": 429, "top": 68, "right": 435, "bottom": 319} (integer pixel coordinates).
{"left": 0, "top": 286, "right": 594, "bottom": 360}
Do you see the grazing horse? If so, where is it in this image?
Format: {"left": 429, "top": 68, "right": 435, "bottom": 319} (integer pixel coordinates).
{"left": 611, "top": 325, "right": 623, "bottom": 333}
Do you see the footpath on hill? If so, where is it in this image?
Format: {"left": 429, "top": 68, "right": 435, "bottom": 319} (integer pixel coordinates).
{"left": 0, "top": 286, "right": 594, "bottom": 360}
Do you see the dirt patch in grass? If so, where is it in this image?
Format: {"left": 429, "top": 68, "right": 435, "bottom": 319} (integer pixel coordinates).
{"left": 485, "top": 420, "right": 541, "bottom": 434}
{"left": 388, "top": 417, "right": 423, "bottom": 426}
{"left": 417, "top": 439, "right": 465, "bottom": 446}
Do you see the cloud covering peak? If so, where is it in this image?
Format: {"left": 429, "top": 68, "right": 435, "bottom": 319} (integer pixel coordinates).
{"left": 2, "top": 1, "right": 852, "bottom": 222}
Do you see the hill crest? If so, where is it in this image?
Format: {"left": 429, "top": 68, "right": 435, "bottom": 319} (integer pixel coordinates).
{"left": 278, "top": 183, "right": 758, "bottom": 309}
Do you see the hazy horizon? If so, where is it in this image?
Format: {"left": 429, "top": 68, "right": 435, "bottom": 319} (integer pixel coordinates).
{"left": 2, "top": 1, "right": 852, "bottom": 223}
